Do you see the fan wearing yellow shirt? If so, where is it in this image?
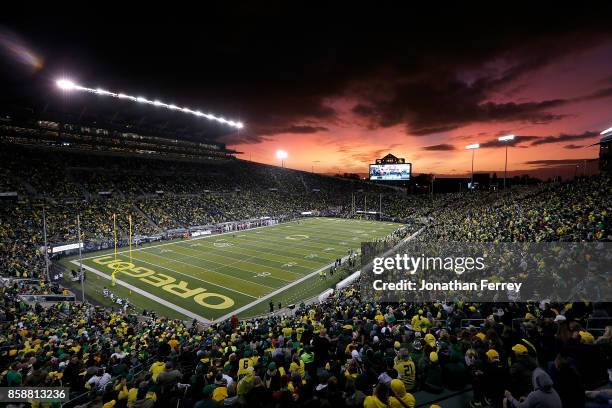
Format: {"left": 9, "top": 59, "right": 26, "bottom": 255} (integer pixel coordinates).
{"left": 149, "top": 360, "right": 166, "bottom": 382}
{"left": 394, "top": 350, "right": 416, "bottom": 391}
{"left": 238, "top": 351, "right": 255, "bottom": 378}
{"left": 389, "top": 379, "right": 416, "bottom": 408}
{"left": 168, "top": 336, "right": 179, "bottom": 350}
{"left": 411, "top": 310, "right": 430, "bottom": 332}
{"left": 374, "top": 312, "right": 385, "bottom": 324}
{"left": 289, "top": 354, "right": 305, "bottom": 379}
{"left": 282, "top": 326, "right": 293, "bottom": 339}
{"left": 296, "top": 326, "right": 305, "bottom": 342}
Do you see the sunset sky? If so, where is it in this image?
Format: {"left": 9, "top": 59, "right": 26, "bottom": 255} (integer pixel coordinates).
{"left": 2, "top": 5, "right": 612, "bottom": 178}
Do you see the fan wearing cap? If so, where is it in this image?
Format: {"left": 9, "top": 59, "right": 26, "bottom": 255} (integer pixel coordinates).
{"left": 419, "top": 351, "right": 443, "bottom": 394}
{"left": 423, "top": 333, "right": 437, "bottom": 351}
{"left": 194, "top": 384, "right": 218, "bottom": 408}
{"left": 508, "top": 344, "right": 537, "bottom": 400}
{"left": 411, "top": 310, "right": 430, "bottom": 333}
{"left": 264, "top": 362, "right": 282, "bottom": 391}
{"left": 476, "top": 349, "right": 508, "bottom": 407}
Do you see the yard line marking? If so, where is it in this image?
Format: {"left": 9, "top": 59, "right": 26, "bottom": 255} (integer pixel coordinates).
{"left": 215, "top": 225, "right": 423, "bottom": 321}
{"left": 173, "top": 242, "right": 305, "bottom": 278}
{"left": 159, "top": 244, "right": 301, "bottom": 282}
{"left": 71, "top": 260, "right": 210, "bottom": 324}
{"left": 166, "top": 245, "right": 300, "bottom": 281}
{"left": 189, "top": 240, "right": 321, "bottom": 272}
{"left": 80, "top": 219, "right": 306, "bottom": 261}
{"left": 215, "top": 252, "right": 353, "bottom": 321}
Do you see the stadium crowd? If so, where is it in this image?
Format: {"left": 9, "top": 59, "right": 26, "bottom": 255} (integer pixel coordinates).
{"left": 0, "top": 144, "right": 611, "bottom": 407}
{"left": 0, "top": 282, "right": 611, "bottom": 408}
{"left": 0, "top": 145, "right": 393, "bottom": 277}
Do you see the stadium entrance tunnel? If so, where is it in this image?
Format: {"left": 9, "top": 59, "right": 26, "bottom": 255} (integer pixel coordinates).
{"left": 93, "top": 256, "right": 235, "bottom": 310}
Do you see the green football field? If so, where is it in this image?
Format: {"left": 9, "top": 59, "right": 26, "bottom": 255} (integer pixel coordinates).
{"left": 65, "top": 217, "right": 404, "bottom": 321}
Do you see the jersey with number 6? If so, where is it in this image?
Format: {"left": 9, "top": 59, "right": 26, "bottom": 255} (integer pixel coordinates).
{"left": 238, "top": 357, "right": 254, "bottom": 376}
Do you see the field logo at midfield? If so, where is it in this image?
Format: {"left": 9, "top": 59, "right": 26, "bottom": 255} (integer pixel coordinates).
{"left": 92, "top": 256, "right": 234, "bottom": 310}
{"left": 285, "top": 234, "right": 309, "bottom": 240}
{"left": 214, "top": 239, "right": 233, "bottom": 248}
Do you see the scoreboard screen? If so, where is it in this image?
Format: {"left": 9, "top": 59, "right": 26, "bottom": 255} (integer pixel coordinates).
{"left": 369, "top": 163, "right": 412, "bottom": 181}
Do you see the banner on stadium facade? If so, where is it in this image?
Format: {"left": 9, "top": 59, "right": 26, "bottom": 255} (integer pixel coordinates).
{"left": 51, "top": 242, "right": 84, "bottom": 253}
{"left": 191, "top": 230, "right": 212, "bottom": 237}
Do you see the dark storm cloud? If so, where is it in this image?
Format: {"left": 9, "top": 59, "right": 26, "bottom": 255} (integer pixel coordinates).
{"left": 352, "top": 75, "right": 573, "bottom": 136}
{"left": 524, "top": 159, "right": 590, "bottom": 167}
{"left": 266, "top": 125, "right": 329, "bottom": 135}
{"left": 4, "top": 4, "right": 612, "bottom": 144}
{"left": 530, "top": 131, "right": 598, "bottom": 146}
{"left": 564, "top": 144, "right": 585, "bottom": 149}
{"left": 576, "top": 86, "right": 612, "bottom": 101}
{"left": 422, "top": 144, "right": 456, "bottom": 151}
{"left": 479, "top": 135, "right": 539, "bottom": 148}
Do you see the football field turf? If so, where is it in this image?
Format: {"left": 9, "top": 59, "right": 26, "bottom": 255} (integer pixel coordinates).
{"left": 68, "top": 217, "right": 403, "bottom": 321}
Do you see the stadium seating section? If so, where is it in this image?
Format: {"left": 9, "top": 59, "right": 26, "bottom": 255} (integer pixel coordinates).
{"left": 0, "top": 143, "right": 611, "bottom": 408}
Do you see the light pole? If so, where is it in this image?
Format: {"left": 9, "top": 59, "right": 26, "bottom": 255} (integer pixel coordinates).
{"left": 77, "top": 213, "right": 85, "bottom": 303}
{"left": 431, "top": 174, "right": 435, "bottom": 199}
{"left": 276, "top": 150, "right": 288, "bottom": 168}
{"left": 498, "top": 134, "right": 515, "bottom": 190}
{"left": 311, "top": 160, "right": 320, "bottom": 173}
{"left": 42, "top": 202, "right": 50, "bottom": 282}
{"left": 466, "top": 143, "right": 480, "bottom": 189}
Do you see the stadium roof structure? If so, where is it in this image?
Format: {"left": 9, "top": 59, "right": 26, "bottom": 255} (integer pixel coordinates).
{"left": 0, "top": 77, "right": 243, "bottom": 147}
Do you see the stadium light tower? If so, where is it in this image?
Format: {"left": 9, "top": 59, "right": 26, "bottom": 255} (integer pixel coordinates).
{"left": 466, "top": 143, "right": 480, "bottom": 189}
{"left": 498, "top": 134, "right": 515, "bottom": 190}
{"left": 276, "top": 150, "right": 288, "bottom": 168}
{"left": 55, "top": 78, "right": 244, "bottom": 129}
{"left": 56, "top": 79, "right": 76, "bottom": 90}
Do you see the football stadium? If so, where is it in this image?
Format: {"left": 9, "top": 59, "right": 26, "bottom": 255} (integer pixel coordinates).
{"left": 1, "top": 8, "right": 612, "bottom": 408}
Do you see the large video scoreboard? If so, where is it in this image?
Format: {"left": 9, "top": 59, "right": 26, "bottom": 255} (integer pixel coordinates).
{"left": 369, "top": 163, "right": 412, "bottom": 180}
